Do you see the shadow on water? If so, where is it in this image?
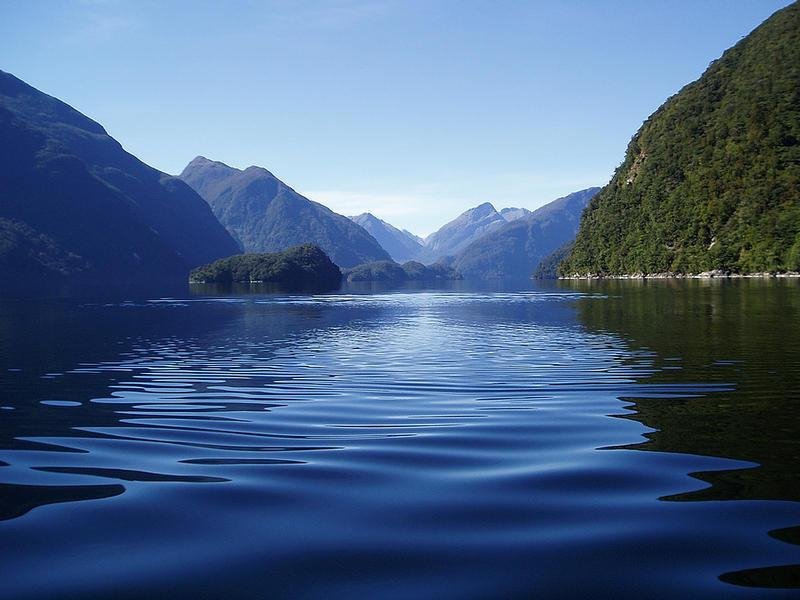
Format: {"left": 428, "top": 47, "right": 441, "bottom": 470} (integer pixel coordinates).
{"left": 565, "top": 278, "right": 800, "bottom": 588}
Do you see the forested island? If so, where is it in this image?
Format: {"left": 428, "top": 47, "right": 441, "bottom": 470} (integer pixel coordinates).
{"left": 343, "top": 260, "right": 461, "bottom": 283}
{"left": 189, "top": 244, "right": 342, "bottom": 288}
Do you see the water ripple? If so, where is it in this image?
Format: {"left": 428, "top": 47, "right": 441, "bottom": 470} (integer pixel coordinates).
{"left": 0, "top": 287, "right": 798, "bottom": 598}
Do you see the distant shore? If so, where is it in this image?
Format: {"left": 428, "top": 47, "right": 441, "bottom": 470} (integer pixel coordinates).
{"left": 560, "top": 270, "right": 800, "bottom": 280}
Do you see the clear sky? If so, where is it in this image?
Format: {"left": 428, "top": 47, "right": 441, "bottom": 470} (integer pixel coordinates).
{"left": 1, "top": 0, "right": 793, "bottom": 235}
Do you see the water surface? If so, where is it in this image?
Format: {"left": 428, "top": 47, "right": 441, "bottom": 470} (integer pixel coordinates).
{"left": 0, "top": 280, "right": 798, "bottom": 598}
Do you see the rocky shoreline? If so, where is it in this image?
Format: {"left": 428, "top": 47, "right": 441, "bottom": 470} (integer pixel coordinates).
{"left": 560, "top": 270, "right": 800, "bottom": 280}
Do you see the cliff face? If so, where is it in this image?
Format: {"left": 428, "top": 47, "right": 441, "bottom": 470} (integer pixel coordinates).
{"left": 561, "top": 2, "right": 800, "bottom": 276}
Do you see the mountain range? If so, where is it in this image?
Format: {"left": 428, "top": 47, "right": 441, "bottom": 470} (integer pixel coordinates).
{"left": 561, "top": 1, "right": 800, "bottom": 276}
{"left": 417, "top": 202, "right": 511, "bottom": 264}
{"left": 0, "top": 68, "right": 598, "bottom": 286}
{"left": 0, "top": 70, "right": 239, "bottom": 284}
{"left": 180, "top": 157, "right": 390, "bottom": 268}
{"left": 349, "top": 213, "right": 423, "bottom": 263}
{"left": 450, "top": 188, "right": 600, "bottom": 279}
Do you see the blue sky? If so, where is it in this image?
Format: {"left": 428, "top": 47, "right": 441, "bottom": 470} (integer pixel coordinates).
{"left": 1, "top": 0, "right": 792, "bottom": 235}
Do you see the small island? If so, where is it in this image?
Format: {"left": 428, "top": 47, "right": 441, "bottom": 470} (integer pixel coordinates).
{"left": 189, "top": 244, "right": 342, "bottom": 289}
{"left": 344, "top": 260, "right": 461, "bottom": 283}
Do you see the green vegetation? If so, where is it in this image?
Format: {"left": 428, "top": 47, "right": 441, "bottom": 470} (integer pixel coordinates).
{"left": 561, "top": 2, "right": 800, "bottom": 276}
{"left": 189, "top": 244, "right": 342, "bottom": 288}
{"left": 0, "top": 218, "right": 87, "bottom": 280}
{"left": 533, "top": 243, "right": 572, "bottom": 279}
{"left": 343, "top": 260, "right": 461, "bottom": 283}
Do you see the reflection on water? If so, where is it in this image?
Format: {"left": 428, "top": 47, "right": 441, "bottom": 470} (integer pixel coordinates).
{"left": 0, "top": 281, "right": 798, "bottom": 598}
{"left": 567, "top": 278, "right": 800, "bottom": 588}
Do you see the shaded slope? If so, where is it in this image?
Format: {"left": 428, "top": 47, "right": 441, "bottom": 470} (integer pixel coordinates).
{"left": 0, "top": 70, "right": 239, "bottom": 284}
{"left": 349, "top": 213, "right": 422, "bottom": 262}
{"left": 453, "top": 188, "right": 600, "bottom": 279}
{"left": 180, "top": 157, "right": 390, "bottom": 268}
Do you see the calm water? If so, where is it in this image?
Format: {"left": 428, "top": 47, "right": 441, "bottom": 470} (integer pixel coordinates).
{"left": 0, "top": 280, "right": 799, "bottom": 598}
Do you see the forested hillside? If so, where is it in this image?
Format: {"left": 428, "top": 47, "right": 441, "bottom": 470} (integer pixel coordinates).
{"left": 561, "top": 2, "right": 800, "bottom": 276}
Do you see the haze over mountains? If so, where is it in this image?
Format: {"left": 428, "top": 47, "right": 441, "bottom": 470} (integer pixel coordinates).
{"left": 349, "top": 213, "right": 423, "bottom": 263}
{"left": 0, "top": 69, "right": 239, "bottom": 284}
{"left": 180, "top": 157, "right": 390, "bottom": 268}
{"left": 416, "top": 203, "right": 509, "bottom": 264}
{"left": 350, "top": 204, "right": 543, "bottom": 267}
{"left": 451, "top": 188, "right": 600, "bottom": 279}
{"left": 561, "top": 1, "right": 800, "bottom": 276}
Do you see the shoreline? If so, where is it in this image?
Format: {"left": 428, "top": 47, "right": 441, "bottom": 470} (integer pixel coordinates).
{"left": 560, "top": 270, "right": 800, "bottom": 280}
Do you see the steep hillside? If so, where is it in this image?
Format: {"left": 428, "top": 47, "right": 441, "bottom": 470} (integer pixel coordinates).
{"left": 0, "top": 70, "right": 239, "bottom": 284}
{"left": 350, "top": 213, "right": 422, "bottom": 262}
{"left": 180, "top": 157, "right": 390, "bottom": 268}
{"left": 561, "top": 2, "right": 800, "bottom": 276}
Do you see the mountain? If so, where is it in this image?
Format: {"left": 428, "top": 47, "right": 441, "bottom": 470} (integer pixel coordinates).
{"left": 500, "top": 207, "right": 532, "bottom": 222}
{"left": 189, "top": 244, "right": 341, "bottom": 289}
{"left": 419, "top": 202, "right": 507, "bottom": 264}
{"left": 452, "top": 188, "right": 600, "bottom": 280}
{"left": 0, "top": 70, "right": 240, "bottom": 285}
{"left": 349, "top": 213, "right": 422, "bottom": 262}
{"left": 533, "top": 242, "right": 574, "bottom": 279}
{"left": 180, "top": 157, "right": 390, "bottom": 268}
{"left": 561, "top": 2, "right": 800, "bottom": 276}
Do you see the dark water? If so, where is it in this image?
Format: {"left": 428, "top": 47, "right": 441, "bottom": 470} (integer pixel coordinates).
{"left": 1, "top": 280, "right": 799, "bottom": 599}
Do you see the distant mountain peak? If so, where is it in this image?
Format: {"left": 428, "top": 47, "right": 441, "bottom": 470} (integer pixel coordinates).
{"left": 182, "top": 155, "right": 238, "bottom": 176}
{"left": 470, "top": 202, "right": 498, "bottom": 216}
{"left": 242, "top": 164, "right": 276, "bottom": 179}
{"left": 452, "top": 187, "right": 600, "bottom": 280}
{"left": 182, "top": 157, "right": 277, "bottom": 181}
{"left": 187, "top": 155, "right": 221, "bottom": 167}
{"left": 348, "top": 212, "right": 386, "bottom": 223}
{"left": 180, "top": 158, "right": 390, "bottom": 268}
{"left": 349, "top": 213, "right": 422, "bottom": 263}
{"left": 419, "top": 202, "right": 506, "bottom": 263}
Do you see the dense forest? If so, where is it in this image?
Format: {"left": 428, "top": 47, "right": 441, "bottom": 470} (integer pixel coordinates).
{"left": 189, "top": 244, "right": 341, "bottom": 288}
{"left": 561, "top": 2, "right": 800, "bottom": 276}
{"left": 343, "top": 260, "right": 460, "bottom": 283}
